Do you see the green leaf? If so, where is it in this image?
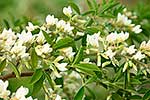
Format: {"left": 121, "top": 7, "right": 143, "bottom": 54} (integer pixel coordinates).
{"left": 128, "top": 95, "right": 142, "bottom": 100}
{"left": 143, "top": 89, "right": 150, "bottom": 100}
{"left": 32, "top": 74, "right": 45, "bottom": 95}
{"left": 31, "top": 48, "right": 38, "bottom": 68}
{"left": 86, "top": 0, "right": 93, "bottom": 9}
{"left": 3, "top": 19, "right": 10, "bottom": 29}
{"left": 42, "top": 30, "right": 54, "bottom": 45}
{"left": 44, "top": 71, "right": 55, "bottom": 90}
{"left": 9, "top": 62, "right": 20, "bottom": 78}
{"left": 112, "top": 93, "right": 123, "bottom": 100}
{"left": 85, "top": 18, "right": 94, "bottom": 27}
{"left": 30, "top": 68, "right": 43, "bottom": 84}
{"left": 85, "top": 27, "right": 99, "bottom": 35}
{"left": 75, "top": 63, "right": 100, "bottom": 75}
{"left": 82, "top": 10, "right": 95, "bottom": 16}
{"left": 0, "top": 59, "right": 6, "bottom": 73}
{"left": 31, "top": 28, "right": 40, "bottom": 35}
{"left": 74, "top": 86, "right": 84, "bottom": 100}
{"left": 85, "top": 86, "right": 96, "bottom": 99}
{"left": 53, "top": 37, "right": 74, "bottom": 49}
{"left": 73, "top": 46, "right": 84, "bottom": 65}
{"left": 85, "top": 75, "right": 97, "bottom": 84}
{"left": 69, "top": 2, "right": 80, "bottom": 14}
{"left": 100, "top": 1, "right": 119, "bottom": 14}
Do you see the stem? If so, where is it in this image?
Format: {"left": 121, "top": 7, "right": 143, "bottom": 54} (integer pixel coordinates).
{"left": 0, "top": 72, "right": 33, "bottom": 81}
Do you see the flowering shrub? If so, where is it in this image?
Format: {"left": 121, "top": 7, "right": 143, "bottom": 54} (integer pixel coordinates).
{"left": 0, "top": 0, "right": 150, "bottom": 100}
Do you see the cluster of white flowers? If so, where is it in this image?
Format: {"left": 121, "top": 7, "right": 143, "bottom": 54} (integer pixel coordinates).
{"left": 0, "top": 79, "right": 37, "bottom": 100}
{"left": 63, "top": 6, "right": 72, "bottom": 17}
{"left": 116, "top": 13, "right": 142, "bottom": 34}
{"left": 53, "top": 56, "right": 68, "bottom": 71}
{"left": 60, "top": 47, "right": 75, "bottom": 61}
{"left": 45, "top": 15, "right": 74, "bottom": 34}
{"left": 106, "top": 31, "right": 129, "bottom": 43}
{"left": 87, "top": 32, "right": 100, "bottom": 48}
{"left": 105, "top": 48, "right": 116, "bottom": 59}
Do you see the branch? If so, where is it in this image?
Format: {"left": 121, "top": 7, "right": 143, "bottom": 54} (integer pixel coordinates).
{"left": 0, "top": 72, "right": 33, "bottom": 81}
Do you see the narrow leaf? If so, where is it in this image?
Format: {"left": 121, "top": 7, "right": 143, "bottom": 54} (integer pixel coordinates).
{"left": 0, "top": 59, "right": 6, "bottom": 72}
{"left": 31, "top": 48, "right": 38, "bottom": 68}
{"left": 69, "top": 2, "right": 80, "bottom": 14}
{"left": 53, "top": 37, "right": 74, "bottom": 49}
{"left": 74, "top": 86, "right": 84, "bottom": 100}
{"left": 30, "top": 68, "right": 43, "bottom": 84}
{"left": 42, "top": 30, "right": 54, "bottom": 45}
{"left": 73, "top": 46, "right": 84, "bottom": 65}
{"left": 32, "top": 75, "right": 45, "bottom": 95}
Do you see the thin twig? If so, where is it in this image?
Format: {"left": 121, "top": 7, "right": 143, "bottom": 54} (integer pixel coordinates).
{"left": 0, "top": 72, "right": 33, "bottom": 81}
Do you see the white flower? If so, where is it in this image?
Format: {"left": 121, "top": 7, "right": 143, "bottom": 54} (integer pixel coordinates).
{"left": 60, "top": 47, "right": 75, "bottom": 60}
{"left": 64, "top": 22, "right": 74, "bottom": 33}
{"left": 76, "top": 32, "right": 85, "bottom": 36}
{"left": 106, "top": 32, "right": 118, "bottom": 43}
{"left": 26, "top": 22, "right": 38, "bottom": 32}
{"left": 87, "top": 33, "right": 100, "bottom": 47}
{"left": 126, "top": 45, "right": 136, "bottom": 55}
{"left": 106, "top": 31, "right": 129, "bottom": 43}
{"left": 63, "top": 6, "right": 72, "bottom": 17}
{"left": 11, "top": 44, "right": 29, "bottom": 59}
{"left": 53, "top": 56, "right": 68, "bottom": 71}
{"left": 132, "top": 25, "right": 142, "bottom": 34}
{"left": 0, "top": 28, "right": 17, "bottom": 51}
{"left": 46, "top": 15, "right": 58, "bottom": 26}
{"left": 55, "top": 63, "right": 68, "bottom": 71}
{"left": 117, "top": 31, "right": 129, "bottom": 42}
{"left": 11, "top": 86, "right": 37, "bottom": 100}
{"left": 133, "top": 51, "right": 145, "bottom": 60}
{"left": 105, "top": 49, "right": 116, "bottom": 59}
{"left": 0, "top": 80, "right": 10, "bottom": 99}
{"left": 35, "top": 43, "right": 52, "bottom": 58}
{"left": 56, "top": 20, "right": 66, "bottom": 30}
{"left": 17, "top": 30, "right": 34, "bottom": 44}
{"left": 117, "top": 13, "right": 132, "bottom": 26}
{"left": 55, "top": 95, "right": 61, "bottom": 100}
{"left": 140, "top": 40, "right": 150, "bottom": 51}
{"left": 15, "top": 86, "right": 29, "bottom": 99}
{"left": 36, "top": 31, "right": 45, "bottom": 44}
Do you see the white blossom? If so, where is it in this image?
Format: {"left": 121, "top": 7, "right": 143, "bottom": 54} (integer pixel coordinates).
{"left": 36, "top": 31, "right": 45, "bottom": 44}
{"left": 11, "top": 43, "right": 29, "bottom": 59}
{"left": 56, "top": 20, "right": 66, "bottom": 30}
{"left": 26, "top": 22, "right": 38, "bottom": 32}
{"left": 17, "top": 30, "right": 34, "bottom": 44}
{"left": 64, "top": 22, "right": 74, "bottom": 33}
{"left": 56, "top": 20, "right": 74, "bottom": 33}
{"left": 76, "top": 32, "right": 85, "bottom": 36}
{"left": 0, "top": 80, "right": 10, "bottom": 99}
{"left": 60, "top": 47, "right": 75, "bottom": 60}
{"left": 35, "top": 43, "right": 52, "bottom": 58}
{"left": 106, "top": 31, "right": 129, "bottom": 43}
{"left": 126, "top": 45, "right": 136, "bottom": 55}
{"left": 55, "top": 95, "right": 62, "bottom": 100}
{"left": 105, "top": 49, "right": 116, "bottom": 59}
{"left": 132, "top": 25, "right": 142, "bottom": 34}
{"left": 11, "top": 86, "right": 37, "bottom": 100}
{"left": 133, "top": 51, "right": 145, "bottom": 60}
{"left": 46, "top": 15, "right": 58, "bottom": 26}
{"left": 63, "top": 6, "right": 72, "bottom": 17}
{"left": 140, "top": 40, "right": 150, "bottom": 50}
{"left": 117, "top": 13, "right": 132, "bottom": 26}
{"left": 87, "top": 32, "right": 100, "bottom": 47}
{"left": 0, "top": 28, "right": 17, "bottom": 51}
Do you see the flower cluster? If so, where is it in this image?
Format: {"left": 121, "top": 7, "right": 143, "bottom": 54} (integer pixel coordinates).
{"left": 0, "top": 79, "right": 37, "bottom": 100}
